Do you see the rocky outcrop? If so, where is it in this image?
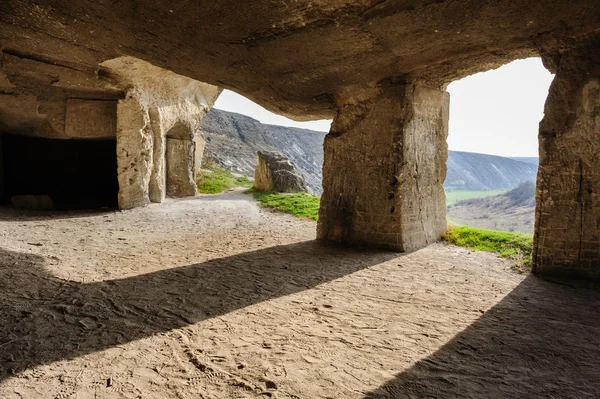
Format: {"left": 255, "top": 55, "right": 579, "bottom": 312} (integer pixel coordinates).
{"left": 100, "top": 57, "right": 221, "bottom": 208}
{"left": 1, "top": 1, "right": 598, "bottom": 277}
{"left": 317, "top": 84, "right": 449, "bottom": 252}
{"left": 201, "top": 109, "right": 325, "bottom": 194}
{"left": 533, "top": 37, "right": 600, "bottom": 278}
{"left": 254, "top": 151, "right": 308, "bottom": 193}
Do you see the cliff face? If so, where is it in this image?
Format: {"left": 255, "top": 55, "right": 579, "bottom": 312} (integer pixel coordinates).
{"left": 202, "top": 109, "right": 539, "bottom": 194}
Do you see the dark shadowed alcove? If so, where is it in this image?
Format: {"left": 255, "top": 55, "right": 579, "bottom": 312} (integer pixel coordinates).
{"left": 0, "top": 134, "right": 118, "bottom": 209}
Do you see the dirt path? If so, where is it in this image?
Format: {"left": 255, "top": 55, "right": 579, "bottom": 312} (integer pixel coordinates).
{"left": 1, "top": 192, "right": 599, "bottom": 398}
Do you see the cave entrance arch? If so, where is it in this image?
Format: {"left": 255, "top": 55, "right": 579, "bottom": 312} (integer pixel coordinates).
{"left": 444, "top": 58, "right": 553, "bottom": 234}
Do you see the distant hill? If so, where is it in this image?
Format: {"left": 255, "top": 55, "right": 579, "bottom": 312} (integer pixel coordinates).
{"left": 445, "top": 151, "right": 538, "bottom": 191}
{"left": 201, "top": 109, "right": 538, "bottom": 194}
{"left": 448, "top": 181, "right": 536, "bottom": 234}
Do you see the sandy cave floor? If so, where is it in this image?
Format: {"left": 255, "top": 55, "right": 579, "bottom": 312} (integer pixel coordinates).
{"left": 1, "top": 191, "right": 600, "bottom": 398}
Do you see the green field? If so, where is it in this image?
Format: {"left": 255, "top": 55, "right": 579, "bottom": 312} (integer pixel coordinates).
{"left": 445, "top": 189, "right": 506, "bottom": 206}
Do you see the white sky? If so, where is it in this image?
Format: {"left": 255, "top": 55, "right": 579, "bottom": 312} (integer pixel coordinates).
{"left": 214, "top": 57, "right": 554, "bottom": 157}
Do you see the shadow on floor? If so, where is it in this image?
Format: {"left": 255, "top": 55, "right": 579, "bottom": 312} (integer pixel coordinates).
{"left": 0, "top": 240, "right": 399, "bottom": 380}
{"left": 0, "top": 206, "right": 117, "bottom": 222}
{"left": 363, "top": 274, "right": 600, "bottom": 398}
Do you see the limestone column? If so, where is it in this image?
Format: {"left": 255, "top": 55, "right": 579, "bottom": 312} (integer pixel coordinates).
{"left": 317, "top": 84, "right": 449, "bottom": 251}
{"left": 116, "top": 96, "right": 154, "bottom": 209}
{"left": 533, "top": 37, "right": 600, "bottom": 278}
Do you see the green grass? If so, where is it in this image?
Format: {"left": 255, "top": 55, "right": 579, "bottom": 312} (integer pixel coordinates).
{"left": 443, "top": 225, "right": 533, "bottom": 271}
{"left": 251, "top": 191, "right": 321, "bottom": 220}
{"left": 196, "top": 161, "right": 253, "bottom": 194}
{"left": 445, "top": 189, "right": 506, "bottom": 206}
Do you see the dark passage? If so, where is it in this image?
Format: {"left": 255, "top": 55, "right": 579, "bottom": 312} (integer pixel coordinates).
{"left": 0, "top": 134, "right": 118, "bottom": 209}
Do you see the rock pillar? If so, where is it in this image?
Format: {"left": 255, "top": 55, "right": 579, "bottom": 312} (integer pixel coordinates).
{"left": 533, "top": 37, "right": 600, "bottom": 278}
{"left": 0, "top": 134, "right": 3, "bottom": 200}
{"left": 116, "top": 96, "right": 153, "bottom": 210}
{"left": 317, "top": 84, "right": 449, "bottom": 251}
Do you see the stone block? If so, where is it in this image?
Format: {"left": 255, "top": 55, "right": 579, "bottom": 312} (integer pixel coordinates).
{"left": 317, "top": 84, "right": 448, "bottom": 252}
{"left": 65, "top": 99, "right": 117, "bottom": 138}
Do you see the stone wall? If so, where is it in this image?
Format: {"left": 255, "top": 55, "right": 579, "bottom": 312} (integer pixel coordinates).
{"left": 100, "top": 57, "right": 221, "bottom": 209}
{"left": 534, "top": 37, "right": 600, "bottom": 278}
{"left": 317, "top": 84, "right": 448, "bottom": 252}
{"left": 0, "top": 51, "right": 122, "bottom": 140}
{"left": 0, "top": 134, "right": 3, "bottom": 200}
{"left": 0, "top": 51, "right": 220, "bottom": 210}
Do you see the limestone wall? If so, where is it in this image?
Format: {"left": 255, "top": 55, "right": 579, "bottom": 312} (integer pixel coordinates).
{"left": 0, "top": 51, "right": 122, "bottom": 139}
{"left": 0, "top": 51, "right": 220, "bottom": 210}
{"left": 100, "top": 57, "right": 221, "bottom": 209}
{"left": 534, "top": 37, "right": 600, "bottom": 278}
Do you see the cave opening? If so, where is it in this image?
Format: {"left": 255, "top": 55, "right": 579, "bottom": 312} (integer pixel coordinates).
{"left": 444, "top": 57, "right": 553, "bottom": 234}
{"left": 0, "top": 134, "right": 119, "bottom": 210}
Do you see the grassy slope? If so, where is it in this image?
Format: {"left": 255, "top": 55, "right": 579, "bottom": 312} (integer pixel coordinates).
{"left": 196, "top": 166, "right": 532, "bottom": 270}
{"left": 251, "top": 193, "right": 534, "bottom": 271}
{"left": 443, "top": 226, "right": 533, "bottom": 271}
{"left": 445, "top": 189, "right": 506, "bottom": 206}
{"left": 197, "top": 161, "right": 253, "bottom": 194}
{"left": 251, "top": 191, "right": 321, "bottom": 220}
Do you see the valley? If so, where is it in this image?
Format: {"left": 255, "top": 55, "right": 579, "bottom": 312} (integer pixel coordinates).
{"left": 202, "top": 108, "right": 538, "bottom": 234}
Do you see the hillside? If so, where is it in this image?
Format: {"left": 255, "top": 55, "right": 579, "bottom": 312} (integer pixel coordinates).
{"left": 448, "top": 181, "right": 536, "bottom": 234}
{"left": 201, "top": 109, "right": 326, "bottom": 194}
{"left": 445, "top": 151, "right": 538, "bottom": 191}
{"left": 201, "top": 109, "right": 538, "bottom": 194}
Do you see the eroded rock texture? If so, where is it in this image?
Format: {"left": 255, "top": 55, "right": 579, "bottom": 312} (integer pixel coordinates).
{"left": 1, "top": 1, "right": 597, "bottom": 120}
{"left": 100, "top": 57, "right": 220, "bottom": 208}
{"left": 534, "top": 37, "right": 600, "bottom": 278}
{"left": 317, "top": 84, "right": 448, "bottom": 251}
{"left": 254, "top": 151, "right": 309, "bottom": 193}
{"left": 0, "top": 1, "right": 599, "bottom": 274}
{"left": 0, "top": 52, "right": 219, "bottom": 210}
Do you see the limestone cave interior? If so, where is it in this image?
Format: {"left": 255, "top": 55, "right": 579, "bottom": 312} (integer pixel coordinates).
{"left": 0, "top": 134, "right": 119, "bottom": 210}
{"left": 0, "top": 1, "right": 598, "bottom": 397}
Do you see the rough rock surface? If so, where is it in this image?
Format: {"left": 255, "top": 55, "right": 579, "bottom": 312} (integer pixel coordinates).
{"left": 0, "top": 2, "right": 599, "bottom": 276}
{"left": 318, "top": 84, "right": 449, "bottom": 251}
{"left": 1, "top": 1, "right": 596, "bottom": 119}
{"left": 254, "top": 151, "right": 309, "bottom": 193}
{"left": 101, "top": 57, "right": 221, "bottom": 209}
{"left": 533, "top": 37, "right": 600, "bottom": 278}
{"left": 166, "top": 137, "right": 197, "bottom": 198}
